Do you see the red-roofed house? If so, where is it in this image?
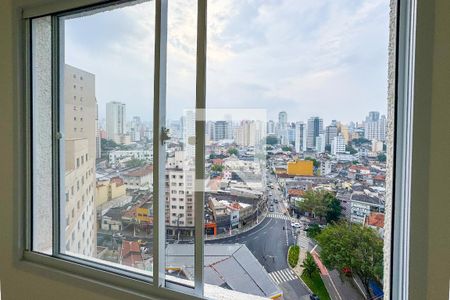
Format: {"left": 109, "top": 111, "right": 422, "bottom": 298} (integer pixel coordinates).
{"left": 365, "top": 212, "right": 385, "bottom": 238}
{"left": 120, "top": 241, "right": 143, "bottom": 269}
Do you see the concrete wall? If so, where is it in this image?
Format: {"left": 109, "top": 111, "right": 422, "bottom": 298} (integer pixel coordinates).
{"left": 0, "top": 0, "right": 449, "bottom": 299}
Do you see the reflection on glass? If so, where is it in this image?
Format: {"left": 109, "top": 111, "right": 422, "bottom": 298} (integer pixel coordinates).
{"left": 203, "top": 0, "right": 389, "bottom": 299}
{"left": 164, "top": 0, "right": 197, "bottom": 287}
{"left": 60, "top": 0, "right": 155, "bottom": 275}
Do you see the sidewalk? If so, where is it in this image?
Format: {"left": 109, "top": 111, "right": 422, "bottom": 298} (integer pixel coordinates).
{"left": 291, "top": 232, "right": 313, "bottom": 294}
{"left": 205, "top": 210, "right": 268, "bottom": 241}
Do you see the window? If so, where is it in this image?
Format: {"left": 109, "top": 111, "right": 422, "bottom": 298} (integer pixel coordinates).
{"left": 27, "top": 0, "right": 417, "bottom": 299}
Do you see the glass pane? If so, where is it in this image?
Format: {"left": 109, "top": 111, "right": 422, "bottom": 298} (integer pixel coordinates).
{"left": 164, "top": 0, "right": 197, "bottom": 288}
{"left": 59, "top": 1, "right": 155, "bottom": 276}
{"left": 205, "top": 1, "right": 389, "bottom": 299}
{"left": 32, "top": 16, "right": 53, "bottom": 254}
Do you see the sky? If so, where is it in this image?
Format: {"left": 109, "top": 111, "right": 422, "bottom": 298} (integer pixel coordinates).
{"left": 64, "top": 0, "right": 390, "bottom": 126}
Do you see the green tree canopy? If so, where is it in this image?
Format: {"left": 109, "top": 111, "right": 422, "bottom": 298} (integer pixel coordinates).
{"left": 301, "top": 253, "right": 318, "bottom": 278}
{"left": 377, "top": 153, "right": 386, "bottom": 162}
{"left": 299, "top": 190, "right": 342, "bottom": 223}
{"left": 227, "top": 148, "right": 238, "bottom": 156}
{"left": 305, "top": 157, "right": 320, "bottom": 168}
{"left": 211, "top": 164, "right": 224, "bottom": 172}
{"left": 101, "top": 138, "right": 119, "bottom": 151}
{"left": 125, "top": 158, "right": 146, "bottom": 168}
{"left": 306, "top": 223, "right": 322, "bottom": 239}
{"left": 345, "top": 144, "right": 357, "bottom": 154}
{"left": 351, "top": 138, "right": 371, "bottom": 146}
{"left": 316, "top": 222, "right": 383, "bottom": 297}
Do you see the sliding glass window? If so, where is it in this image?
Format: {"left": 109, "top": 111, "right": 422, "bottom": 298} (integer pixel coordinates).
{"left": 27, "top": 0, "right": 412, "bottom": 299}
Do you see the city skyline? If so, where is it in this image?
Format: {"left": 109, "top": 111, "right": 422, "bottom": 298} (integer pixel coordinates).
{"left": 64, "top": 0, "right": 389, "bottom": 125}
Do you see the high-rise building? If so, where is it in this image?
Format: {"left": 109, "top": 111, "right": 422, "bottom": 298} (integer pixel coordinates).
{"left": 332, "top": 134, "right": 346, "bottom": 155}
{"left": 106, "top": 101, "right": 126, "bottom": 144}
{"left": 325, "top": 123, "right": 338, "bottom": 146}
{"left": 315, "top": 134, "right": 326, "bottom": 153}
{"left": 95, "top": 103, "right": 101, "bottom": 159}
{"left": 165, "top": 152, "right": 195, "bottom": 236}
{"left": 367, "top": 111, "right": 380, "bottom": 122}
{"left": 278, "top": 111, "right": 288, "bottom": 125}
{"left": 306, "top": 116, "right": 324, "bottom": 149}
{"left": 214, "top": 121, "right": 232, "bottom": 141}
{"left": 364, "top": 112, "right": 386, "bottom": 141}
{"left": 294, "top": 122, "right": 305, "bottom": 153}
{"left": 288, "top": 124, "right": 295, "bottom": 145}
{"left": 63, "top": 64, "right": 97, "bottom": 257}
{"left": 267, "top": 120, "right": 275, "bottom": 135}
{"left": 278, "top": 111, "right": 289, "bottom": 145}
{"left": 235, "top": 120, "right": 263, "bottom": 147}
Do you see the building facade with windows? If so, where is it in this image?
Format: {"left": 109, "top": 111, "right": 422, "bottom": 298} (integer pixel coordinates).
{"left": 106, "top": 101, "right": 126, "bottom": 144}
{"left": 63, "top": 64, "right": 97, "bottom": 257}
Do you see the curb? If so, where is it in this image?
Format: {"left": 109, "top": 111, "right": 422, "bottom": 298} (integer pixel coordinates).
{"left": 205, "top": 210, "right": 268, "bottom": 242}
{"left": 288, "top": 246, "right": 313, "bottom": 294}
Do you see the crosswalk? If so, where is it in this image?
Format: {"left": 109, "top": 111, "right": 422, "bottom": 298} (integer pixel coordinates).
{"left": 268, "top": 268, "right": 298, "bottom": 284}
{"left": 267, "top": 213, "right": 297, "bottom": 222}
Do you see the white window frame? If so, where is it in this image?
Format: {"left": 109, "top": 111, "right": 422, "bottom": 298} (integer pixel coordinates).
{"left": 19, "top": 0, "right": 416, "bottom": 299}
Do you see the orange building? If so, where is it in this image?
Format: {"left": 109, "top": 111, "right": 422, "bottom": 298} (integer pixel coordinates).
{"left": 286, "top": 160, "right": 314, "bottom": 176}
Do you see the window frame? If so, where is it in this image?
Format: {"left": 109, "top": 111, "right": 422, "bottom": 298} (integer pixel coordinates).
{"left": 19, "top": 0, "right": 416, "bottom": 299}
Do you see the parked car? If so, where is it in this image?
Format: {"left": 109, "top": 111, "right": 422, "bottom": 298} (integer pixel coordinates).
{"left": 269, "top": 206, "right": 275, "bottom": 212}
{"left": 309, "top": 294, "right": 320, "bottom": 300}
{"left": 291, "top": 222, "right": 301, "bottom": 228}
{"left": 113, "top": 232, "right": 124, "bottom": 239}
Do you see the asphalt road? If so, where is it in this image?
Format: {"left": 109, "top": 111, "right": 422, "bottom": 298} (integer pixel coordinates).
{"left": 207, "top": 183, "right": 310, "bottom": 300}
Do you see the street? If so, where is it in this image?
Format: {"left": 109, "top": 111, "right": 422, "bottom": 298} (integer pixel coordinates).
{"left": 207, "top": 175, "right": 311, "bottom": 300}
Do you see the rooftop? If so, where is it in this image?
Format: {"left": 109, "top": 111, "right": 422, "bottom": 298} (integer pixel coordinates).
{"left": 165, "top": 244, "right": 281, "bottom": 298}
{"left": 124, "top": 165, "right": 153, "bottom": 177}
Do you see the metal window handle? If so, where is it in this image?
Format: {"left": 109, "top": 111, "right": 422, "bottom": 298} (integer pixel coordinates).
{"left": 161, "top": 127, "right": 170, "bottom": 144}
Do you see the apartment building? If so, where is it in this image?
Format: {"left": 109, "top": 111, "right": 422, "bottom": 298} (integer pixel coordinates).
{"left": 63, "top": 64, "right": 97, "bottom": 257}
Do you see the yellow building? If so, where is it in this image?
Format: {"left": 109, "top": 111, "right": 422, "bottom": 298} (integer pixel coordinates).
{"left": 287, "top": 160, "right": 314, "bottom": 176}
{"left": 136, "top": 207, "right": 152, "bottom": 224}
{"left": 95, "top": 177, "right": 126, "bottom": 206}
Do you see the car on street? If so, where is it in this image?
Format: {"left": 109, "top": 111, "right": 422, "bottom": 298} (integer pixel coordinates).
{"left": 309, "top": 294, "right": 320, "bottom": 300}
{"left": 113, "top": 232, "right": 124, "bottom": 239}
{"left": 291, "top": 222, "right": 301, "bottom": 228}
{"left": 269, "top": 206, "right": 275, "bottom": 212}
{"left": 274, "top": 199, "right": 278, "bottom": 203}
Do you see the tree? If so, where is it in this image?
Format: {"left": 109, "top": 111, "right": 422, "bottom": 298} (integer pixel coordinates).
{"left": 101, "top": 138, "right": 119, "bottom": 151}
{"left": 227, "top": 148, "right": 238, "bottom": 156}
{"left": 299, "top": 190, "right": 342, "bottom": 223}
{"left": 345, "top": 144, "right": 357, "bottom": 154}
{"left": 302, "top": 253, "right": 318, "bottom": 278}
{"left": 306, "top": 223, "right": 322, "bottom": 239}
{"left": 325, "top": 194, "right": 342, "bottom": 223}
{"left": 211, "top": 164, "right": 224, "bottom": 172}
{"left": 125, "top": 158, "right": 146, "bottom": 168}
{"left": 305, "top": 157, "right": 320, "bottom": 168}
{"left": 316, "top": 222, "right": 383, "bottom": 297}
{"left": 266, "top": 135, "right": 279, "bottom": 145}
{"left": 352, "top": 138, "right": 371, "bottom": 146}
{"left": 377, "top": 153, "right": 386, "bottom": 162}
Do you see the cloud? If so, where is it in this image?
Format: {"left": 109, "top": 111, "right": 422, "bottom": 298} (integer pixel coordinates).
{"left": 64, "top": 0, "right": 390, "bottom": 126}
